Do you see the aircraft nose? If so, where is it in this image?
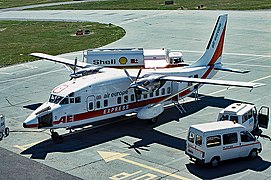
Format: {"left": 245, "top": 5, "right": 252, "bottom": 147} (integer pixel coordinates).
{"left": 23, "top": 114, "right": 38, "bottom": 128}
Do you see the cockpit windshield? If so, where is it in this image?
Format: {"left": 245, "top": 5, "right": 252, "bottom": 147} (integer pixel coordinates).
{"left": 49, "top": 94, "right": 64, "bottom": 104}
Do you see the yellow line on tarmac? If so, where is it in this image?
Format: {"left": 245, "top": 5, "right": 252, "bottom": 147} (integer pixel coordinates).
{"left": 14, "top": 139, "right": 46, "bottom": 151}
{"left": 119, "top": 157, "right": 190, "bottom": 180}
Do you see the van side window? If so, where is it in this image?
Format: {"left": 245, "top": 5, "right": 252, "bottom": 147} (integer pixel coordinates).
{"left": 230, "top": 115, "right": 238, "bottom": 123}
{"left": 124, "top": 95, "right": 128, "bottom": 103}
{"left": 206, "top": 135, "right": 221, "bottom": 147}
{"left": 223, "top": 133, "right": 238, "bottom": 145}
{"left": 241, "top": 131, "right": 255, "bottom": 142}
{"left": 196, "top": 135, "right": 202, "bottom": 146}
{"left": 104, "top": 99, "right": 108, "bottom": 107}
{"left": 117, "top": 97, "right": 121, "bottom": 104}
{"left": 221, "top": 114, "right": 229, "bottom": 121}
{"left": 96, "top": 101, "right": 101, "bottom": 109}
{"left": 188, "top": 132, "right": 195, "bottom": 143}
{"left": 131, "top": 94, "right": 135, "bottom": 102}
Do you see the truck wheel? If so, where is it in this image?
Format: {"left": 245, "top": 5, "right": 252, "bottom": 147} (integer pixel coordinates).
{"left": 5, "top": 127, "right": 9, "bottom": 137}
{"left": 0, "top": 132, "right": 3, "bottom": 141}
{"left": 51, "top": 132, "right": 59, "bottom": 142}
{"left": 249, "top": 149, "right": 258, "bottom": 159}
{"left": 210, "top": 157, "right": 220, "bottom": 167}
{"left": 148, "top": 117, "right": 158, "bottom": 124}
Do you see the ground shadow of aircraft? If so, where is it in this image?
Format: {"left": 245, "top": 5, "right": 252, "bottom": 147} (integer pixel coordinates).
{"left": 186, "top": 156, "right": 271, "bottom": 179}
{"left": 21, "top": 95, "right": 239, "bottom": 159}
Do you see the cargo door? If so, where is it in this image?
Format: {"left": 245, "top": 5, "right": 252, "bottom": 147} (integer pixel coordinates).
{"left": 258, "top": 106, "right": 269, "bottom": 129}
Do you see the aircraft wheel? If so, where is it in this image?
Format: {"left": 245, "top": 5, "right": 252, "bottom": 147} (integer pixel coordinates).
{"left": 5, "top": 127, "right": 9, "bottom": 137}
{"left": 51, "top": 132, "right": 59, "bottom": 142}
{"left": 148, "top": 117, "right": 158, "bottom": 124}
{"left": 0, "top": 132, "right": 3, "bottom": 141}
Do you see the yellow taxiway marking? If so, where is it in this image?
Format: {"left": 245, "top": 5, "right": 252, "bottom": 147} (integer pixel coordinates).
{"left": 14, "top": 139, "right": 46, "bottom": 151}
{"left": 98, "top": 151, "right": 190, "bottom": 180}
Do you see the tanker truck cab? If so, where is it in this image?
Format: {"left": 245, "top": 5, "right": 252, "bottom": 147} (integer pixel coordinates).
{"left": 185, "top": 121, "right": 262, "bottom": 167}
{"left": 217, "top": 103, "right": 269, "bottom": 132}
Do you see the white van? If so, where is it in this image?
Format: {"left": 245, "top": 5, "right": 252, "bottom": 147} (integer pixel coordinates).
{"left": 185, "top": 121, "right": 262, "bottom": 167}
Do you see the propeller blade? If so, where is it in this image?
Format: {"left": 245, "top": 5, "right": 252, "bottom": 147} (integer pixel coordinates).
{"left": 73, "top": 57, "right": 78, "bottom": 74}
{"left": 135, "top": 68, "right": 142, "bottom": 81}
{"left": 124, "top": 69, "right": 133, "bottom": 82}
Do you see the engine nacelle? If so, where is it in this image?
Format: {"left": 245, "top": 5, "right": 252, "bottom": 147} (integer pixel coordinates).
{"left": 137, "top": 103, "right": 164, "bottom": 120}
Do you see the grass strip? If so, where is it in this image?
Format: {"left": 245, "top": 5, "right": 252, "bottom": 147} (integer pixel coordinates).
{"left": 31, "top": 0, "right": 271, "bottom": 10}
{"left": 0, "top": 21, "right": 125, "bottom": 67}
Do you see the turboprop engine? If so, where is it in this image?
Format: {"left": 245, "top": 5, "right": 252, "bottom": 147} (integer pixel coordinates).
{"left": 137, "top": 103, "right": 164, "bottom": 120}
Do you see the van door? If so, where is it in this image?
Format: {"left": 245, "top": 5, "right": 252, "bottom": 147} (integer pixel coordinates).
{"left": 240, "top": 131, "right": 258, "bottom": 157}
{"left": 221, "top": 132, "right": 240, "bottom": 160}
{"left": 87, "top": 96, "right": 95, "bottom": 111}
{"left": 258, "top": 106, "right": 269, "bottom": 129}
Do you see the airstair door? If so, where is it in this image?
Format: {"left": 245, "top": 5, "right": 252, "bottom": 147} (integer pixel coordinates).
{"left": 87, "top": 96, "right": 95, "bottom": 112}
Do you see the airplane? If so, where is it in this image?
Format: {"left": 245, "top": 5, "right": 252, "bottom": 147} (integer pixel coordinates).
{"left": 23, "top": 14, "right": 264, "bottom": 142}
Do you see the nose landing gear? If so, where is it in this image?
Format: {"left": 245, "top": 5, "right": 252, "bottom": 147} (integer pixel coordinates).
{"left": 50, "top": 129, "right": 63, "bottom": 142}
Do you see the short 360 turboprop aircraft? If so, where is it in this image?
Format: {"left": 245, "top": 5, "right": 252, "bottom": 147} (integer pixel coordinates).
{"left": 23, "top": 14, "right": 264, "bottom": 141}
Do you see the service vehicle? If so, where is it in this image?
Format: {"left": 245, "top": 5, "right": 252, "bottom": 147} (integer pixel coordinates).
{"left": 186, "top": 121, "right": 262, "bottom": 167}
{"left": 217, "top": 103, "right": 269, "bottom": 132}
{"left": 0, "top": 114, "right": 9, "bottom": 140}
{"left": 83, "top": 48, "right": 184, "bottom": 69}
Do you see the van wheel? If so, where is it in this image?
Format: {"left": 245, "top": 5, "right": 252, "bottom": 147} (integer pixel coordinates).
{"left": 249, "top": 149, "right": 258, "bottom": 159}
{"left": 0, "top": 132, "right": 3, "bottom": 141}
{"left": 210, "top": 157, "right": 220, "bottom": 167}
{"left": 148, "top": 117, "right": 158, "bottom": 124}
{"left": 5, "top": 127, "right": 9, "bottom": 137}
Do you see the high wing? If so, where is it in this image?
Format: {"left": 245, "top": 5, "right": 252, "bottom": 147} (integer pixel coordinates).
{"left": 161, "top": 76, "right": 264, "bottom": 89}
{"left": 30, "top": 53, "right": 91, "bottom": 68}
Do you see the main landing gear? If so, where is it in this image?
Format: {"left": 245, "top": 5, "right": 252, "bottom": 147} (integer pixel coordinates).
{"left": 50, "top": 129, "right": 63, "bottom": 142}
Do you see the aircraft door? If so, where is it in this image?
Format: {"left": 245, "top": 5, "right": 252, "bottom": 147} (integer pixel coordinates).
{"left": 87, "top": 96, "right": 95, "bottom": 111}
{"left": 38, "top": 113, "right": 53, "bottom": 128}
{"left": 258, "top": 106, "right": 269, "bottom": 129}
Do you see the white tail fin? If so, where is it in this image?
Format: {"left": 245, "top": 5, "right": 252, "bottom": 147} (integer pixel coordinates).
{"left": 192, "top": 14, "right": 228, "bottom": 67}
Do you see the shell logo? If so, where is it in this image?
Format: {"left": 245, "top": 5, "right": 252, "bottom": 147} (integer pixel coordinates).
{"left": 119, "top": 57, "right": 127, "bottom": 64}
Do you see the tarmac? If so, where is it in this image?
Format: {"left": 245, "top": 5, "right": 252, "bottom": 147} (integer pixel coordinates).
{"left": 0, "top": 9, "right": 271, "bottom": 179}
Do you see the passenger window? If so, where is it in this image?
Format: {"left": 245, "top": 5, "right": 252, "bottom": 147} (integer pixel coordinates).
{"left": 117, "top": 97, "right": 121, "bottom": 104}
{"left": 150, "top": 92, "right": 154, "bottom": 98}
{"left": 241, "top": 131, "right": 255, "bottom": 142}
{"left": 104, "top": 99, "right": 108, "bottom": 107}
{"left": 144, "top": 94, "right": 148, "bottom": 99}
{"left": 124, "top": 95, "right": 128, "bottom": 103}
{"left": 223, "top": 133, "right": 238, "bottom": 145}
{"left": 196, "top": 135, "right": 202, "bottom": 146}
{"left": 206, "top": 135, "right": 221, "bottom": 147}
{"left": 155, "top": 90, "right": 159, "bottom": 96}
{"left": 96, "top": 101, "right": 101, "bottom": 108}
{"left": 137, "top": 94, "right": 141, "bottom": 100}
{"left": 161, "top": 88, "right": 165, "bottom": 95}
{"left": 75, "top": 97, "right": 81, "bottom": 103}
{"left": 167, "top": 87, "right": 171, "bottom": 94}
{"left": 188, "top": 132, "right": 195, "bottom": 143}
{"left": 131, "top": 94, "right": 135, "bottom": 102}
{"left": 88, "top": 102, "right": 94, "bottom": 111}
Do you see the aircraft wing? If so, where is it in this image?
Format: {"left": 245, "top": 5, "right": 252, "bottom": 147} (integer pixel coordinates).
{"left": 30, "top": 53, "right": 91, "bottom": 68}
{"left": 161, "top": 76, "right": 264, "bottom": 88}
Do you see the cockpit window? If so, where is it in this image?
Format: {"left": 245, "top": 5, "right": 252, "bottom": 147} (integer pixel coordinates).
{"left": 60, "top": 97, "right": 69, "bottom": 105}
{"left": 49, "top": 94, "right": 64, "bottom": 104}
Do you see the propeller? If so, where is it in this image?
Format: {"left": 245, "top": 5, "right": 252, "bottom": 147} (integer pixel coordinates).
{"left": 124, "top": 68, "right": 149, "bottom": 92}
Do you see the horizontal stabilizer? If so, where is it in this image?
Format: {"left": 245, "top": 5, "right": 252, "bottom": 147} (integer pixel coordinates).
{"left": 214, "top": 66, "right": 250, "bottom": 74}
{"left": 162, "top": 76, "right": 264, "bottom": 89}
